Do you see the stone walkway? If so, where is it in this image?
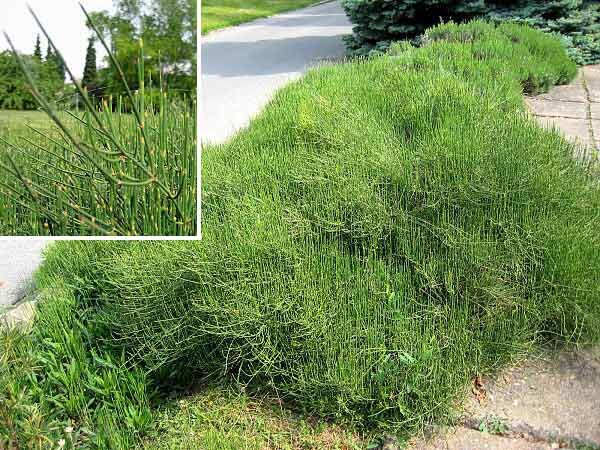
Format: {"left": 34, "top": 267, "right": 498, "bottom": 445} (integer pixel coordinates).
{"left": 407, "top": 347, "right": 600, "bottom": 450}
{"left": 406, "top": 66, "right": 600, "bottom": 450}
{"left": 526, "top": 65, "right": 600, "bottom": 159}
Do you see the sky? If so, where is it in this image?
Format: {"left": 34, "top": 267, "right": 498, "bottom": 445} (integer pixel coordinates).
{"left": 0, "top": 0, "right": 115, "bottom": 79}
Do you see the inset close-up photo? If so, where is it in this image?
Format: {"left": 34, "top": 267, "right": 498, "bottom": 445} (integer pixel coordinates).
{"left": 0, "top": 0, "right": 197, "bottom": 236}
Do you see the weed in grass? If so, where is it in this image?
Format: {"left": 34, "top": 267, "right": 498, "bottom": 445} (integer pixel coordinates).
{"left": 478, "top": 416, "right": 508, "bottom": 435}
{"left": 574, "top": 442, "right": 600, "bottom": 450}
{"left": 0, "top": 6, "right": 196, "bottom": 236}
{"left": 140, "top": 385, "right": 366, "bottom": 450}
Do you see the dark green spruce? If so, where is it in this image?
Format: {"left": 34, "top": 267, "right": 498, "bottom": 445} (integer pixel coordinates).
{"left": 82, "top": 37, "right": 98, "bottom": 90}
{"left": 33, "top": 34, "right": 42, "bottom": 60}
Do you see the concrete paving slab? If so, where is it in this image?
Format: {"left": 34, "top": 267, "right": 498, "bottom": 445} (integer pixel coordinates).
{"left": 1, "top": 302, "right": 35, "bottom": 327}
{"left": 464, "top": 348, "right": 600, "bottom": 445}
{"left": 583, "top": 65, "right": 600, "bottom": 103}
{"left": 0, "top": 241, "right": 48, "bottom": 307}
{"left": 536, "top": 84, "right": 586, "bottom": 103}
{"left": 587, "top": 86, "right": 600, "bottom": 103}
{"left": 582, "top": 65, "right": 600, "bottom": 76}
{"left": 201, "top": 0, "right": 352, "bottom": 144}
{"left": 535, "top": 116, "right": 592, "bottom": 149}
{"left": 592, "top": 119, "right": 600, "bottom": 150}
{"left": 573, "top": 69, "right": 585, "bottom": 86}
{"left": 410, "top": 428, "right": 555, "bottom": 450}
{"left": 589, "top": 102, "right": 600, "bottom": 120}
{"left": 526, "top": 98, "right": 587, "bottom": 119}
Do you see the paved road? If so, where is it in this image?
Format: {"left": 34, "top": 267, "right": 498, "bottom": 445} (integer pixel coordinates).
{"left": 201, "top": 0, "right": 352, "bottom": 144}
{"left": 0, "top": 241, "right": 48, "bottom": 307}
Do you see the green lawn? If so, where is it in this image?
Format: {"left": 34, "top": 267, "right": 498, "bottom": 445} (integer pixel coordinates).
{"left": 0, "top": 110, "right": 54, "bottom": 133}
{"left": 140, "top": 386, "right": 367, "bottom": 450}
{"left": 202, "top": 0, "right": 320, "bottom": 34}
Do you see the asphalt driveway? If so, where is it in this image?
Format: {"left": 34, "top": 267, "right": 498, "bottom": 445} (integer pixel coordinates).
{"left": 201, "top": 0, "right": 352, "bottom": 144}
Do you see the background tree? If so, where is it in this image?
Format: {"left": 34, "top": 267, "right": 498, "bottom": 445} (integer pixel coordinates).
{"left": 54, "top": 55, "right": 66, "bottom": 82}
{"left": 145, "top": 0, "right": 197, "bottom": 90}
{"left": 0, "top": 51, "right": 36, "bottom": 109}
{"left": 87, "top": 0, "right": 196, "bottom": 99}
{"left": 43, "top": 42, "right": 66, "bottom": 82}
{"left": 0, "top": 0, "right": 195, "bottom": 112}
{"left": 82, "top": 37, "right": 98, "bottom": 92}
{"left": 45, "top": 42, "right": 53, "bottom": 61}
{"left": 33, "top": 34, "right": 42, "bottom": 60}
{"left": 0, "top": 50, "right": 62, "bottom": 110}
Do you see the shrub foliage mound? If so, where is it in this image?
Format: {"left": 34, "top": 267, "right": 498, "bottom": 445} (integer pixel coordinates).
{"left": 343, "top": 0, "right": 600, "bottom": 64}
{"left": 3, "top": 22, "right": 599, "bottom": 447}
{"left": 420, "top": 20, "right": 577, "bottom": 93}
{"left": 343, "top": 0, "right": 488, "bottom": 53}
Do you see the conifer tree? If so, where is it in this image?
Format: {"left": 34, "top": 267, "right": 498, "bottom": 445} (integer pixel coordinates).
{"left": 33, "top": 35, "right": 42, "bottom": 60}
{"left": 45, "top": 42, "right": 65, "bottom": 81}
{"left": 45, "top": 42, "right": 53, "bottom": 61}
{"left": 55, "top": 57, "right": 66, "bottom": 82}
{"left": 82, "top": 37, "right": 97, "bottom": 90}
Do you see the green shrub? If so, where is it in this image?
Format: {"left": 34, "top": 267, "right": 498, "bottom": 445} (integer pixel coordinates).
{"left": 423, "top": 21, "right": 577, "bottom": 93}
{"left": 488, "top": 1, "right": 600, "bottom": 65}
{"left": 30, "top": 23, "right": 600, "bottom": 436}
{"left": 0, "top": 51, "right": 63, "bottom": 110}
